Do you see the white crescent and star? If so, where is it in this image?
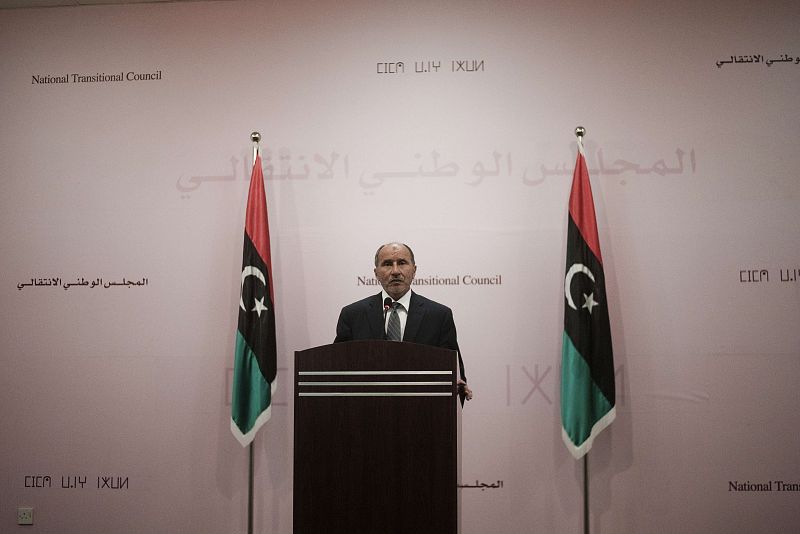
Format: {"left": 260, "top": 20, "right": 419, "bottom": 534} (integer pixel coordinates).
{"left": 240, "top": 265, "right": 269, "bottom": 317}
{"left": 564, "top": 263, "right": 600, "bottom": 314}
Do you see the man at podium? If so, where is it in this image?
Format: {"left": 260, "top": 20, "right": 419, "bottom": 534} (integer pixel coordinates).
{"left": 334, "top": 242, "right": 473, "bottom": 400}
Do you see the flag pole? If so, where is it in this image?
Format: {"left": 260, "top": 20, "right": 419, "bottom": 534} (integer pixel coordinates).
{"left": 575, "top": 125, "right": 590, "bottom": 534}
{"left": 583, "top": 454, "right": 589, "bottom": 534}
{"left": 248, "top": 444, "right": 254, "bottom": 534}
{"left": 246, "top": 131, "right": 261, "bottom": 534}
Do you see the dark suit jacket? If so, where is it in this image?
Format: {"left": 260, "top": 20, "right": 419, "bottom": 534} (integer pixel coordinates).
{"left": 334, "top": 291, "right": 467, "bottom": 382}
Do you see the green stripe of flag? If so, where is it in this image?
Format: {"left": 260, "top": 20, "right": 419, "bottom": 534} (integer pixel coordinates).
{"left": 231, "top": 332, "right": 274, "bottom": 447}
{"left": 561, "top": 331, "right": 615, "bottom": 458}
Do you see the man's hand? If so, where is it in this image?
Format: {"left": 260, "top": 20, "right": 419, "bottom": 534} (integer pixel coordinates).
{"left": 457, "top": 379, "right": 473, "bottom": 401}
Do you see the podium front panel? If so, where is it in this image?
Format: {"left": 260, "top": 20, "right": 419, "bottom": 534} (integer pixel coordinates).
{"left": 294, "top": 340, "right": 458, "bottom": 534}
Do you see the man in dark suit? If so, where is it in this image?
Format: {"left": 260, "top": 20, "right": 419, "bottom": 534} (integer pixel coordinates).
{"left": 335, "top": 242, "right": 472, "bottom": 400}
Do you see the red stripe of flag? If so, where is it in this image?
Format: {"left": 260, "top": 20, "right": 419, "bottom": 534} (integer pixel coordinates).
{"left": 568, "top": 152, "right": 603, "bottom": 264}
{"left": 245, "top": 155, "right": 274, "bottom": 297}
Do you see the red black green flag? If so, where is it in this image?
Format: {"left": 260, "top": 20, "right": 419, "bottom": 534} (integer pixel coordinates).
{"left": 561, "top": 142, "right": 616, "bottom": 459}
{"left": 231, "top": 154, "right": 277, "bottom": 447}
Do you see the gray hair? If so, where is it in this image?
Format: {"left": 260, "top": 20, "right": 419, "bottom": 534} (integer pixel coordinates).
{"left": 374, "top": 242, "right": 416, "bottom": 266}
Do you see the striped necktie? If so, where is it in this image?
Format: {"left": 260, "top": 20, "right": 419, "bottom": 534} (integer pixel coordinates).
{"left": 387, "top": 302, "right": 403, "bottom": 341}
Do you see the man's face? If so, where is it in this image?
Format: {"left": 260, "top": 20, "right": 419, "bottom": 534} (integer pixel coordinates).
{"left": 374, "top": 244, "right": 417, "bottom": 301}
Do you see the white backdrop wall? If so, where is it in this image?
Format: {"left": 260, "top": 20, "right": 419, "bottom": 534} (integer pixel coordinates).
{"left": 1, "top": 1, "right": 799, "bottom": 532}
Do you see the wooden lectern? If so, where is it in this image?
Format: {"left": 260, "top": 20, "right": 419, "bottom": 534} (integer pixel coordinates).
{"left": 294, "top": 340, "right": 459, "bottom": 534}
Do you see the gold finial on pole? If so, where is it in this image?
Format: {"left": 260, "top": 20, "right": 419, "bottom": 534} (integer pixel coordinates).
{"left": 251, "top": 131, "right": 261, "bottom": 161}
{"left": 574, "top": 126, "right": 586, "bottom": 154}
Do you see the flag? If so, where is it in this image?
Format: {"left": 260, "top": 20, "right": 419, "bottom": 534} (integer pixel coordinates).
{"left": 231, "top": 154, "right": 277, "bottom": 447}
{"left": 560, "top": 140, "right": 615, "bottom": 459}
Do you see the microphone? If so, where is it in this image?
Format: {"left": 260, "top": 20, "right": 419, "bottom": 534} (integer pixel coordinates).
{"left": 383, "top": 297, "right": 392, "bottom": 340}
